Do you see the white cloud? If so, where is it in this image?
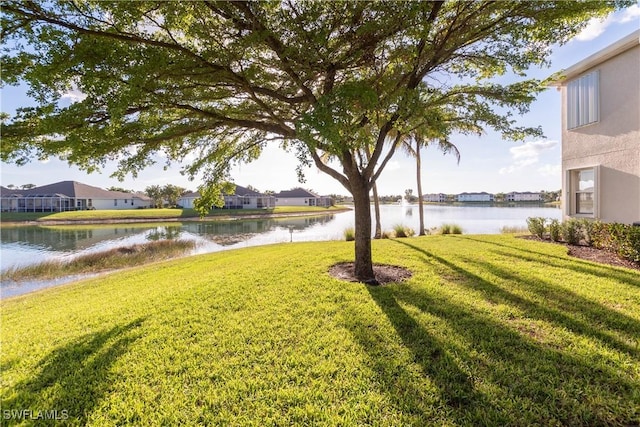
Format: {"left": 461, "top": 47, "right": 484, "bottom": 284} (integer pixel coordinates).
{"left": 60, "top": 88, "right": 87, "bottom": 103}
{"left": 575, "top": 5, "right": 639, "bottom": 42}
{"left": 619, "top": 4, "right": 640, "bottom": 23}
{"left": 509, "top": 140, "right": 558, "bottom": 159}
{"left": 537, "top": 164, "right": 561, "bottom": 177}
{"left": 575, "top": 17, "right": 612, "bottom": 41}
{"left": 499, "top": 140, "right": 558, "bottom": 175}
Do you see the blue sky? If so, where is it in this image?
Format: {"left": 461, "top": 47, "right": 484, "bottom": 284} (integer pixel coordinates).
{"left": 1, "top": 6, "right": 638, "bottom": 196}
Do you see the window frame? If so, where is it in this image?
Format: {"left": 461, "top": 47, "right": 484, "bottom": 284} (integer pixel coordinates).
{"left": 566, "top": 166, "right": 600, "bottom": 218}
{"left": 567, "top": 70, "right": 600, "bottom": 130}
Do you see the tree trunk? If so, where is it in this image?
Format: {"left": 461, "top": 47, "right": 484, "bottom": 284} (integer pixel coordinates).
{"left": 372, "top": 182, "right": 382, "bottom": 239}
{"left": 351, "top": 177, "right": 376, "bottom": 284}
{"left": 416, "top": 140, "right": 425, "bottom": 236}
{"left": 364, "top": 144, "right": 382, "bottom": 239}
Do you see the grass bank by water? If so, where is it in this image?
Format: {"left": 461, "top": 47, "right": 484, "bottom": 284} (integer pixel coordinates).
{"left": 1, "top": 206, "right": 347, "bottom": 223}
{"left": 2, "top": 235, "right": 639, "bottom": 425}
{"left": 1, "top": 240, "right": 196, "bottom": 282}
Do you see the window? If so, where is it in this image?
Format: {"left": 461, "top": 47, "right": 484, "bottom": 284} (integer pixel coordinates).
{"left": 567, "top": 70, "right": 599, "bottom": 129}
{"left": 88, "top": 199, "right": 92, "bottom": 207}
{"left": 567, "top": 167, "right": 598, "bottom": 217}
{"left": 114, "top": 199, "right": 118, "bottom": 206}
{"left": 576, "top": 169, "right": 594, "bottom": 214}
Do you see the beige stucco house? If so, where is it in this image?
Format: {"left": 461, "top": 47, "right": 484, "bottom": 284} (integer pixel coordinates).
{"left": 0, "top": 181, "right": 153, "bottom": 212}
{"left": 550, "top": 30, "right": 639, "bottom": 225}
{"left": 275, "top": 188, "right": 333, "bottom": 207}
{"left": 178, "top": 185, "right": 275, "bottom": 210}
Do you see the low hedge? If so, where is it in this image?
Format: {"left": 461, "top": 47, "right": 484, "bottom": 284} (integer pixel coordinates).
{"left": 527, "top": 217, "right": 640, "bottom": 264}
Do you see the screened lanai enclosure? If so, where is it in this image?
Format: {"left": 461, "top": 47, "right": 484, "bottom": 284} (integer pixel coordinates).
{"left": 1, "top": 193, "right": 78, "bottom": 212}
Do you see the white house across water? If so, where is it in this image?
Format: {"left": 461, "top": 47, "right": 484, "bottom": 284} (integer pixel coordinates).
{"left": 0, "top": 181, "right": 152, "bottom": 212}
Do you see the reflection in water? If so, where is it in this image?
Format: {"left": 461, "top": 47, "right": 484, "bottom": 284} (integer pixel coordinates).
{"left": 1, "top": 225, "right": 146, "bottom": 252}
{"left": 146, "top": 226, "right": 182, "bottom": 241}
{"left": 0, "top": 215, "right": 338, "bottom": 272}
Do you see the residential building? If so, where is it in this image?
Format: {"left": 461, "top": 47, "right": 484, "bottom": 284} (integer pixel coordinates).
{"left": 178, "top": 185, "right": 275, "bottom": 209}
{"left": 275, "top": 188, "right": 333, "bottom": 207}
{"left": 177, "top": 191, "right": 199, "bottom": 209}
{"left": 505, "top": 192, "right": 543, "bottom": 202}
{"left": 0, "top": 181, "right": 152, "bottom": 212}
{"left": 456, "top": 192, "right": 494, "bottom": 202}
{"left": 423, "top": 193, "right": 448, "bottom": 203}
{"left": 550, "top": 30, "right": 639, "bottom": 224}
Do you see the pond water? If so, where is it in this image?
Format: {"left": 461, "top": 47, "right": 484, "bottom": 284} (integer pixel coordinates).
{"left": 1, "top": 204, "right": 560, "bottom": 297}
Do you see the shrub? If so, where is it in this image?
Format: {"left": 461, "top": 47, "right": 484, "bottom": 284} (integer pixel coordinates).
{"left": 381, "top": 230, "right": 394, "bottom": 239}
{"left": 440, "top": 224, "right": 462, "bottom": 235}
{"left": 579, "top": 219, "right": 599, "bottom": 247}
{"left": 548, "top": 219, "right": 561, "bottom": 242}
{"left": 393, "top": 224, "right": 415, "bottom": 238}
{"left": 608, "top": 223, "right": 640, "bottom": 263}
{"left": 343, "top": 227, "right": 355, "bottom": 241}
{"left": 561, "top": 219, "right": 582, "bottom": 245}
{"left": 526, "top": 217, "right": 546, "bottom": 239}
{"left": 591, "top": 221, "right": 612, "bottom": 250}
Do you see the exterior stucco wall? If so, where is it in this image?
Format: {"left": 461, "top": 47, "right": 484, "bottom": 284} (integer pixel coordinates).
{"left": 91, "top": 198, "right": 141, "bottom": 210}
{"left": 561, "top": 43, "right": 640, "bottom": 224}
{"left": 178, "top": 197, "right": 196, "bottom": 208}
{"left": 275, "top": 197, "right": 310, "bottom": 206}
{"left": 131, "top": 197, "right": 153, "bottom": 208}
{"left": 457, "top": 194, "right": 493, "bottom": 202}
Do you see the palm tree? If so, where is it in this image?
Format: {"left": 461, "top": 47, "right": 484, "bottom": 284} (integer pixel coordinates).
{"left": 402, "top": 134, "right": 460, "bottom": 236}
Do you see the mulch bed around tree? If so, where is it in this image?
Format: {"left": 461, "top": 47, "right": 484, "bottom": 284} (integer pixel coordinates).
{"left": 519, "top": 235, "right": 640, "bottom": 271}
{"left": 329, "top": 262, "right": 413, "bottom": 285}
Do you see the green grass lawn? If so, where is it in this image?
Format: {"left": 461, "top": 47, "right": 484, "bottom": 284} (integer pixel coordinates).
{"left": 2, "top": 235, "right": 639, "bottom": 425}
{"left": 1, "top": 206, "right": 346, "bottom": 223}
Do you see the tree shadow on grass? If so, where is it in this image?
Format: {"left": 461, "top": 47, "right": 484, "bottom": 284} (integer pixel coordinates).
{"left": 395, "top": 238, "right": 640, "bottom": 357}
{"left": 457, "top": 235, "right": 640, "bottom": 288}
{"left": 3, "top": 318, "right": 145, "bottom": 425}
{"left": 341, "top": 239, "right": 640, "bottom": 425}
{"left": 458, "top": 254, "right": 640, "bottom": 356}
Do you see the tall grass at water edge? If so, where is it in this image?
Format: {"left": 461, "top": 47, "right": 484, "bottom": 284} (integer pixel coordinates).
{"left": 2, "top": 240, "right": 196, "bottom": 282}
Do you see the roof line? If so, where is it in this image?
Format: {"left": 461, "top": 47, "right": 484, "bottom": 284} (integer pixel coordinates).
{"left": 549, "top": 29, "right": 639, "bottom": 86}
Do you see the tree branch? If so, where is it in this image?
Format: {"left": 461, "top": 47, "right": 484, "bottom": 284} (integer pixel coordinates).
{"left": 370, "top": 133, "right": 402, "bottom": 187}
{"left": 230, "top": 1, "right": 317, "bottom": 103}
{"left": 309, "top": 149, "right": 351, "bottom": 191}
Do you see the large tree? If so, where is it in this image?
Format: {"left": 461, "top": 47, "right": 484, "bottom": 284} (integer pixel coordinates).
{"left": 1, "top": 1, "right": 629, "bottom": 282}
{"left": 144, "top": 185, "right": 164, "bottom": 209}
{"left": 162, "top": 184, "right": 187, "bottom": 208}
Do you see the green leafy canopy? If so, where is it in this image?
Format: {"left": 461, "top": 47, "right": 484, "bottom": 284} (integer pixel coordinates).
{"left": 0, "top": 0, "right": 630, "bottom": 278}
